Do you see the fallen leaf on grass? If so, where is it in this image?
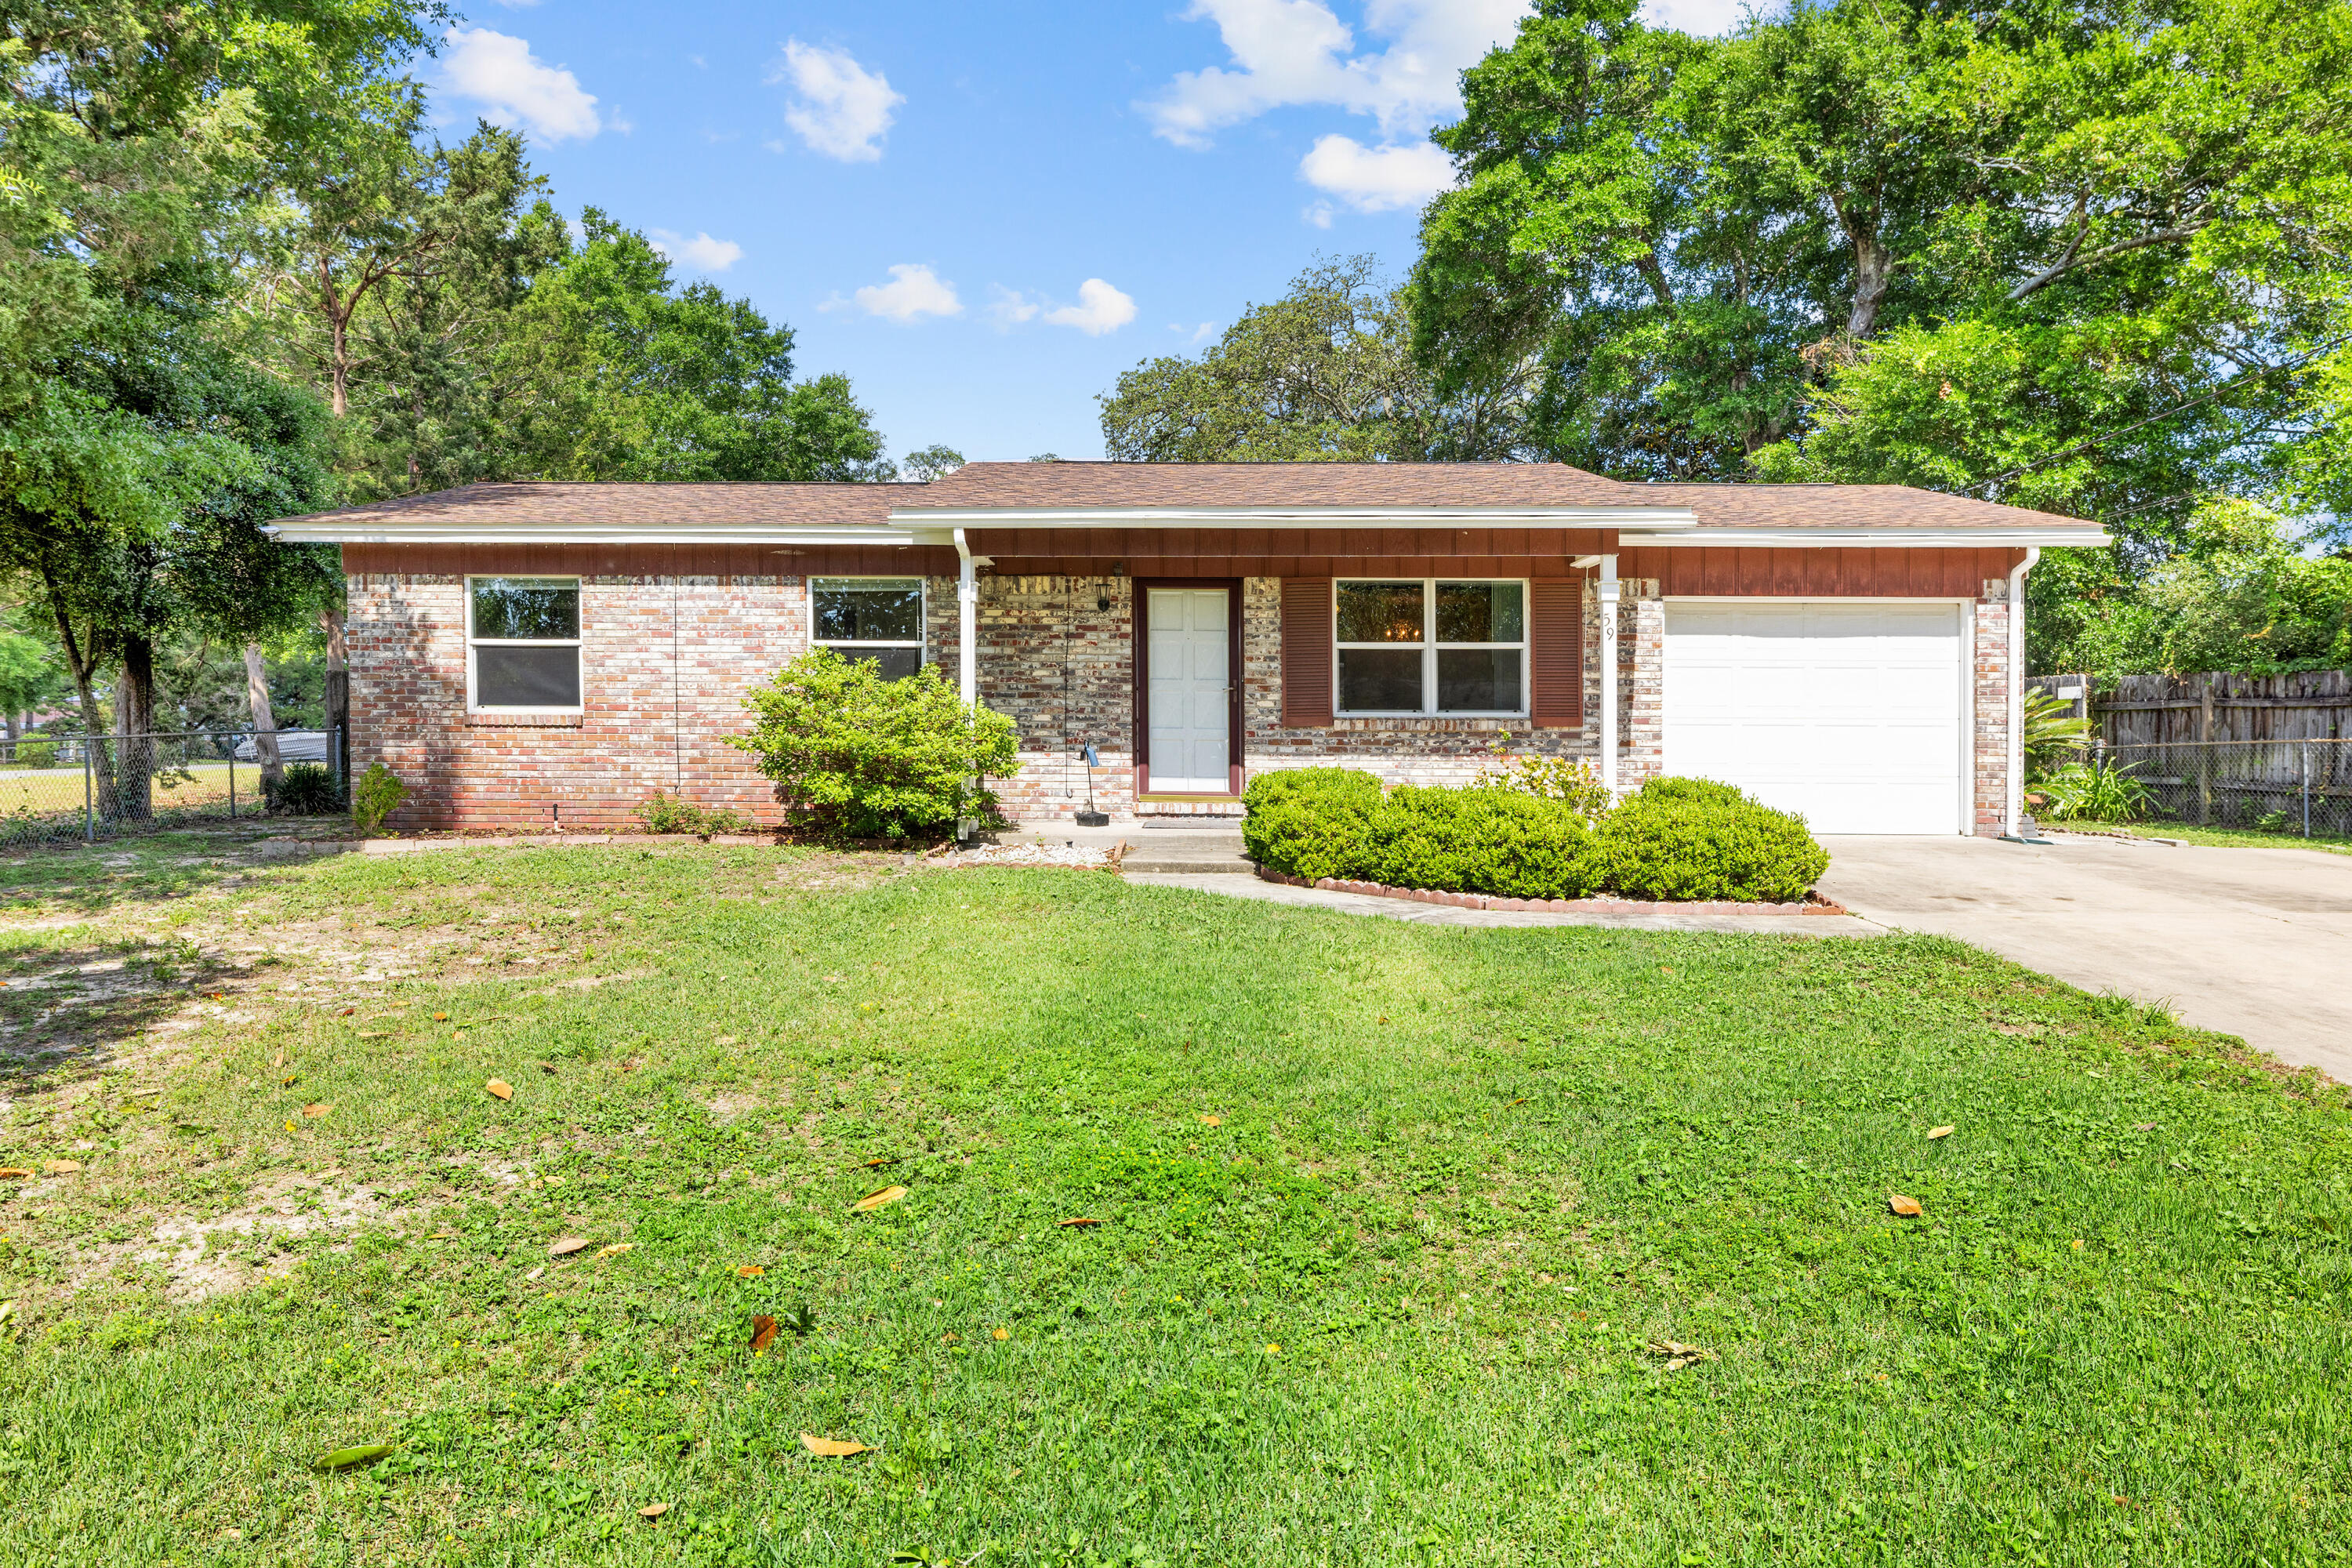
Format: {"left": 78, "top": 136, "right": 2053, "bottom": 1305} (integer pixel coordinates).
{"left": 485, "top": 1080, "right": 514, "bottom": 1102}
{"left": 357, "top": 1031, "right": 389, "bottom": 1040}
{"left": 339, "top": 1007, "right": 355, "bottom": 1017}
{"left": 0, "top": 1168, "right": 31, "bottom": 1181}
{"left": 638, "top": 1503, "right": 670, "bottom": 1519}
{"left": 301, "top": 1104, "right": 330, "bottom": 1119}
{"left": 852, "top": 1185, "right": 908, "bottom": 1213}
{"left": 539, "top": 1062, "right": 557, "bottom": 1076}
{"left": 1926, "top": 1125, "right": 1955, "bottom": 1140}
{"left": 992, "top": 1327, "right": 1010, "bottom": 1341}
{"left": 1889, "top": 1193, "right": 1925, "bottom": 1218}
{"left": 281, "top": 1075, "right": 298, "bottom": 1088}
{"left": 799, "top": 1434, "right": 869, "bottom": 1458}
{"left": 735, "top": 1264, "right": 765, "bottom": 1278}
{"left": 42, "top": 1160, "right": 80, "bottom": 1174}
{"left": 432, "top": 1012, "right": 448, "bottom": 1022}
{"left": 1199, "top": 1114, "right": 1223, "bottom": 1127}
{"left": 312, "top": 1444, "right": 394, "bottom": 1472}
{"left": 862, "top": 1156, "right": 899, "bottom": 1170}
{"left": 1647, "top": 1340, "right": 1715, "bottom": 1371}
{"left": 1056, "top": 1217, "right": 1102, "bottom": 1229}
{"left": 713, "top": 1035, "right": 739, "bottom": 1047}
{"left": 548, "top": 1236, "right": 592, "bottom": 1256}
{"left": 597, "top": 1243, "right": 635, "bottom": 1258}
{"left": 749, "top": 1316, "right": 778, "bottom": 1353}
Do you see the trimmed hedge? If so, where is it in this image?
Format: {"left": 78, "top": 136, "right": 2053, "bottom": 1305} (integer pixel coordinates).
{"left": 1591, "top": 777, "right": 1828, "bottom": 902}
{"left": 1361, "top": 787, "right": 1596, "bottom": 900}
{"left": 1242, "top": 771, "right": 1827, "bottom": 904}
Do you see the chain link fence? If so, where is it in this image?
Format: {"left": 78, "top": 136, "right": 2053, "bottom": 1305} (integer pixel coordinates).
{"left": 0, "top": 729, "right": 344, "bottom": 848}
{"left": 2089, "top": 738, "right": 2352, "bottom": 840}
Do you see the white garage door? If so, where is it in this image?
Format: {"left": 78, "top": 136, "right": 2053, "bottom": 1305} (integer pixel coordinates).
{"left": 1662, "top": 601, "right": 1967, "bottom": 835}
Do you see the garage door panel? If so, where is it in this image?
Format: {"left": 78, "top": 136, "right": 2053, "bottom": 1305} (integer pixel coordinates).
{"left": 1663, "top": 601, "right": 1965, "bottom": 835}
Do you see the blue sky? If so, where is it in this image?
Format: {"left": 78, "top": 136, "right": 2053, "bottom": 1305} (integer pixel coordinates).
{"left": 428, "top": 1, "right": 1745, "bottom": 464}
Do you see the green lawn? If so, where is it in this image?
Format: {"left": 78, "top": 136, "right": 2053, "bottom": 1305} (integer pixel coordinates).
{"left": 2103, "top": 822, "right": 2352, "bottom": 855}
{"left": 1, "top": 834, "right": 2347, "bottom": 1566}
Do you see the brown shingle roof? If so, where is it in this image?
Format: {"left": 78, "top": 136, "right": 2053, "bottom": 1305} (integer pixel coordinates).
{"left": 1632, "top": 482, "right": 2099, "bottom": 534}
{"left": 270, "top": 481, "right": 901, "bottom": 533}
{"left": 903, "top": 460, "right": 1642, "bottom": 510}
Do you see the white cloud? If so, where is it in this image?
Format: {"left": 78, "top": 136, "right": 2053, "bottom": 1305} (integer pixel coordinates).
{"left": 441, "top": 27, "right": 601, "bottom": 142}
{"left": 1298, "top": 132, "right": 1454, "bottom": 212}
{"left": 838, "top": 263, "right": 962, "bottom": 324}
{"left": 987, "top": 285, "right": 1042, "bottom": 328}
{"left": 1043, "top": 278, "right": 1138, "bottom": 336}
{"left": 769, "top": 39, "right": 902, "bottom": 162}
{"left": 649, "top": 230, "right": 744, "bottom": 273}
{"left": 1145, "top": 0, "right": 1530, "bottom": 148}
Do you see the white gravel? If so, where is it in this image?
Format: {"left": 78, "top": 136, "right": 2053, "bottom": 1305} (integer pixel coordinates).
{"left": 935, "top": 841, "right": 1117, "bottom": 869}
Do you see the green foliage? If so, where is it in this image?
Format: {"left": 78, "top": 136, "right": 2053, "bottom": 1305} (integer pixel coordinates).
{"left": 731, "top": 650, "right": 1020, "bottom": 840}
{"left": 1102, "top": 256, "right": 1533, "bottom": 463}
{"left": 2021, "top": 688, "right": 2092, "bottom": 781}
{"left": 1591, "top": 779, "right": 1828, "bottom": 902}
{"left": 1472, "top": 750, "right": 1610, "bottom": 817}
{"left": 350, "top": 760, "right": 408, "bottom": 830}
{"left": 633, "top": 792, "right": 755, "bottom": 838}
{"left": 1240, "top": 769, "right": 1385, "bottom": 881}
{"left": 1415, "top": 0, "right": 2352, "bottom": 561}
{"left": 900, "top": 445, "right": 965, "bottom": 483}
{"left": 264, "top": 761, "right": 341, "bottom": 815}
{"left": 2036, "top": 757, "right": 2155, "bottom": 824}
{"left": 1360, "top": 786, "right": 1599, "bottom": 900}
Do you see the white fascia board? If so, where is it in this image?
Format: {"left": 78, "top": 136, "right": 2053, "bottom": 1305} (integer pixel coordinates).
{"left": 886, "top": 505, "right": 1697, "bottom": 529}
{"left": 1620, "top": 527, "right": 2111, "bottom": 548}
{"left": 263, "top": 522, "right": 927, "bottom": 546}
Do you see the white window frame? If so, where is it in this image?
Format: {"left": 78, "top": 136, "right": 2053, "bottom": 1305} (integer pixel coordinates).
{"left": 808, "top": 575, "right": 928, "bottom": 672}
{"left": 466, "top": 575, "right": 583, "bottom": 714}
{"left": 1333, "top": 577, "right": 1530, "bottom": 718}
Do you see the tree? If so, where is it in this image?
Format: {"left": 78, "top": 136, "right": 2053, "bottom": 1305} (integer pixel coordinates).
{"left": 1414, "top": 0, "right": 2352, "bottom": 652}
{"left": 901, "top": 445, "right": 964, "bottom": 482}
{"left": 1102, "top": 256, "right": 1534, "bottom": 463}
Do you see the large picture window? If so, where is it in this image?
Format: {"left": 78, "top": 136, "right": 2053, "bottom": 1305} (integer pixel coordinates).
{"left": 1335, "top": 579, "right": 1526, "bottom": 716}
{"left": 811, "top": 577, "right": 926, "bottom": 680}
{"left": 468, "top": 576, "right": 581, "bottom": 710}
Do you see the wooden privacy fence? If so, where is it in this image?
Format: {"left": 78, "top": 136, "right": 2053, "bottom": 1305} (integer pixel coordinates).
{"left": 2028, "top": 671, "right": 2352, "bottom": 836}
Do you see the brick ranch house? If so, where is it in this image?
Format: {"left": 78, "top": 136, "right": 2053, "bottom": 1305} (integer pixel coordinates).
{"left": 266, "top": 462, "right": 2106, "bottom": 836}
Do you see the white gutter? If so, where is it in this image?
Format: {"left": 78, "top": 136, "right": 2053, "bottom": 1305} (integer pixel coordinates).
{"left": 1599, "top": 555, "right": 1620, "bottom": 798}
{"left": 953, "top": 528, "right": 978, "bottom": 706}
{"left": 2006, "top": 546, "right": 2041, "bottom": 837}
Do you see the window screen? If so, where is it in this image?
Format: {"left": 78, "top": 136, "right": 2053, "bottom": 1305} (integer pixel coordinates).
{"left": 812, "top": 578, "right": 925, "bottom": 679}
{"left": 469, "top": 578, "right": 581, "bottom": 710}
{"left": 1334, "top": 579, "right": 1526, "bottom": 716}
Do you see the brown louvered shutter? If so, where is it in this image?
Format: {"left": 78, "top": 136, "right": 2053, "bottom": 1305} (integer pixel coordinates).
{"left": 1279, "top": 578, "right": 1334, "bottom": 727}
{"left": 1529, "top": 578, "right": 1584, "bottom": 728}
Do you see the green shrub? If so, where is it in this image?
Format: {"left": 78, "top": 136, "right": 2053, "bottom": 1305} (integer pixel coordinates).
{"left": 1472, "top": 752, "right": 1610, "bottom": 818}
{"left": 2036, "top": 757, "right": 2152, "bottom": 822}
{"left": 352, "top": 763, "right": 410, "bottom": 831}
{"left": 265, "top": 762, "right": 343, "bottom": 815}
{"left": 1594, "top": 780, "right": 1827, "bottom": 902}
{"left": 635, "top": 792, "right": 756, "bottom": 837}
{"left": 730, "top": 649, "right": 1019, "bottom": 840}
{"left": 1362, "top": 787, "right": 1598, "bottom": 899}
{"left": 1241, "top": 768, "right": 1385, "bottom": 879}
{"left": 11, "top": 738, "right": 58, "bottom": 769}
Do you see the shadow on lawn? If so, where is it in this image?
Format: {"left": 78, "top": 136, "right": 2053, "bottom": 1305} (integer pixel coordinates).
{"left": 0, "top": 828, "right": 356, "bottom": 918}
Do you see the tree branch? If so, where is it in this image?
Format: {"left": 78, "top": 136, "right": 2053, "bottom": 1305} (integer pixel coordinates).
{"left": 2008, "top": 218, "right": 2209, "bottom": 303}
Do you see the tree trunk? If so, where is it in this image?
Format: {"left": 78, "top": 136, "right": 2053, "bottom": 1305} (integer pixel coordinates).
{"left": 245, "top": 642, "right": 285, "bottom": 793}
{"left": 113, "top": 634, "right": 156, "bottom": 821}
{"left": 2, "top": 710, "right": 14, "bottom": 764}
{"left": 1847, "top": 237, "right": 1893, "bottom": 339}
{"left": 40, "top": 568, "right": 118, "bottom": 808}
{"left": 319, "top": 604, "right": 348, "bottom": 670}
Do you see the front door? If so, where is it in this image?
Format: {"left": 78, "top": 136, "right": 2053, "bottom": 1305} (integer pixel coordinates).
{"left": 1146, "top": 587, "right": 1231, "bottom": 792}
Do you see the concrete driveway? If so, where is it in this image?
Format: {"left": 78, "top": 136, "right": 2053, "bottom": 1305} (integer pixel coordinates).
{"left": 1817, "top": 833, "right": 2352, "bottom": 1081}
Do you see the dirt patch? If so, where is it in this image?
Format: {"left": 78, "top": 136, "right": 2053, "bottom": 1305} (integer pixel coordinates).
{"left": 91, "top": 1174, "right": 417, "bottom": 1306}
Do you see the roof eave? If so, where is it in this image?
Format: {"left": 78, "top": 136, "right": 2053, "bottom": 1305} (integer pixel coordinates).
{"left": 1622, "top": 526, "right": 2111, "bottom": 548}
{"left": 265, "top": 522, "right": 926, "bottom": 546}
{"left": 887, "top": 505, "right": 1697, "bottom": 528}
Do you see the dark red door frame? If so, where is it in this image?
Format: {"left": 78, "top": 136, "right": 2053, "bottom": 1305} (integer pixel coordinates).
{"left": 1131, "top": 578, "right": 1245, "bottom": 798}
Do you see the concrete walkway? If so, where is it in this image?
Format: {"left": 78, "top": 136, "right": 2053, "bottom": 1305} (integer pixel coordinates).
{"left": 1817, "top": 833, "right": 2352, "bottom": 1080}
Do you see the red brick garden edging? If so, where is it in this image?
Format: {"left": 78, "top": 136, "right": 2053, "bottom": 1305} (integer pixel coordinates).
{"left": 1251, "top": 866, "right": 1847, "bottom": 916}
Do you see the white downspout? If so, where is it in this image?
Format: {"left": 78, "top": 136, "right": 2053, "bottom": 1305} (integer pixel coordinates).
{"left": 1599, "top": 554, "right": 1621, "bottom": 798}
{"left": 953, "top": 528, "right": 977, "bottom": 706}
{"left": 2005, "top": 546, "right": 2041, "bottom": 837}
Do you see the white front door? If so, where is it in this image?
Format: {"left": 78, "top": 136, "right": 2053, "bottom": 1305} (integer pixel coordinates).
{"left": 1662, "top": 600, "right": 1968, "bottom": 834}
{"left": 1148, "top": 587, "right": 1231, "bottom": 792}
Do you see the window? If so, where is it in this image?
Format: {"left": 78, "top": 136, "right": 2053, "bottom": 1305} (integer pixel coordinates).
{"left": 468, "top": 577, "right": 581, "bottom": 710}
{"left": 1335, "top": 579, "right": 1525, "bottom": 716}
{"left": 811, "top": 577, "right": 925, "bottom": 680}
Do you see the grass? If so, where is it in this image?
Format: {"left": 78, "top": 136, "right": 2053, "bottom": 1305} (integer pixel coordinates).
{"left": 2096, "top": 821, "right": 2352, "bottom": 855}
{"left": 0, "top": 833, "right": 2347, "bottom": 1566}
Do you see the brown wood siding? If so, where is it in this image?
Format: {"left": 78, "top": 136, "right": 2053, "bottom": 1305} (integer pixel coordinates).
{"left": 971, "top": 527, "right": 1610, "bottom": 579}
{"left": 1528, "top": 578, "right": 1584, "bottom": 728}
{"left": 340, "top": 543, "right": 961, "bottom": 578}
{"left": 1618, "top": 546, "right": 2024, "bottom": 597}
{"left": 1280, "top": 578, "right": 1334, "bottom": 728}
